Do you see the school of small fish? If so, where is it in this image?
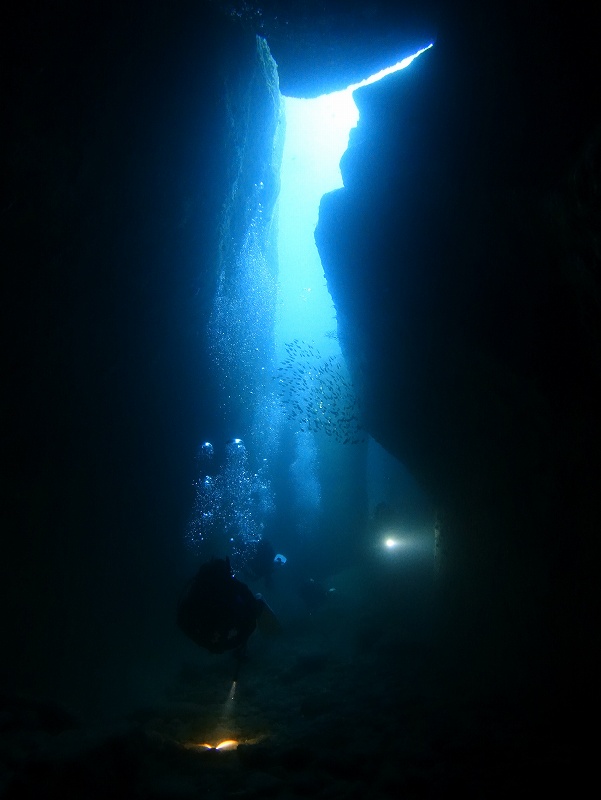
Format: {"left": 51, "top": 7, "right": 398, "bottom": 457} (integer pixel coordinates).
{"left": 272, "top": 339, "right": 365, "bottom": 445}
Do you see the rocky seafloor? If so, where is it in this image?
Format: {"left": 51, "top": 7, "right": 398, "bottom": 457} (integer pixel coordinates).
{"left": 1, "top": 558, "right": 586, "bottom": 799}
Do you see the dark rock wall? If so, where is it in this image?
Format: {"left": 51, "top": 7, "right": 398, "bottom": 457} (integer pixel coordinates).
{"left": 315, "top": 8, "right": 601, "bottom": 694}
{"left": 1, "top": 1, "right": 280, "bottom": 719}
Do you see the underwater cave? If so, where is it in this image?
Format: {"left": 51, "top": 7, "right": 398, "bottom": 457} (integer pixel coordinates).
{"left": 187, "top": 38, "right": 436, "bottom": 594}
{"left": 1, "top": 2, "right": 599, "bottom": 796}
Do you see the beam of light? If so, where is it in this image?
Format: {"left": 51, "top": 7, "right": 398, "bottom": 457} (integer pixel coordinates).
{"left": 276, "top": 42, "right": 434, "bottom": 354}
{"left": 214, "top": 679, "right": 237, "bottom": 734}
{"left": 381, "top": 532, "right": 412, "bottom": 552}
{"left": 196, "top": 739, "right": 239, "bottom": 751}
{"left": 215, "top": 739, "right": 238, "bottom": 750}
{"left": 187, "top": 733, "right": 266, "bottom": 751}
{"left": 186, "top": 680, "right": 240, "bottom": 752}
{"left": 380, "top": 529, "right": 436, "bottom": 557}
{"left": 349, "top": 43, "right": 434, "bottom": 91}
{"left": 190, "top": 735, "right": 267, "bottom": 750}
{"left": 223, "top": 681, "right": 237, "bottom": 717}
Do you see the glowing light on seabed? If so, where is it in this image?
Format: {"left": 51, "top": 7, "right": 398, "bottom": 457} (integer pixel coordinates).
{"left": 197, "top": 739, "right": 239, "bottom": 751}
{"left": 186, "top": 680, "right": 243, "bottom": 751}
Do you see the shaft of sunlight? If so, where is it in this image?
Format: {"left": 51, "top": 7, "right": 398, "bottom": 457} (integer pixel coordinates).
{"left": 350, "top": 43, "right": 434, "bottom": 90}
{"left": 276, "top": 43, "right": 433, "bottom": 356}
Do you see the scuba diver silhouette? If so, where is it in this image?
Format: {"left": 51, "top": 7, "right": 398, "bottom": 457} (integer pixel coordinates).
{"left": 177, "top": 557, "right": 280, "bottom": 676}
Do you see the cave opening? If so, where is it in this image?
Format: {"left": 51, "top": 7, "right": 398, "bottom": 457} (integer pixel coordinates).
{"left": 272, "top": 44, "right": 435, "bottom": 574}
{"left": 190, "top": 41, "right": 435, "bottom": 595}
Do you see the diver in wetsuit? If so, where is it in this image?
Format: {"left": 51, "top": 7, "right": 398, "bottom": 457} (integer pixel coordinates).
{"left": 177, "top": 557, "right": 279, "bottom": 656}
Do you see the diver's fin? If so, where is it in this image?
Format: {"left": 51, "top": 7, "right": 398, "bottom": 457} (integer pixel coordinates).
{"left": 256, "top": 595, "right": 282, "bottom": 636}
